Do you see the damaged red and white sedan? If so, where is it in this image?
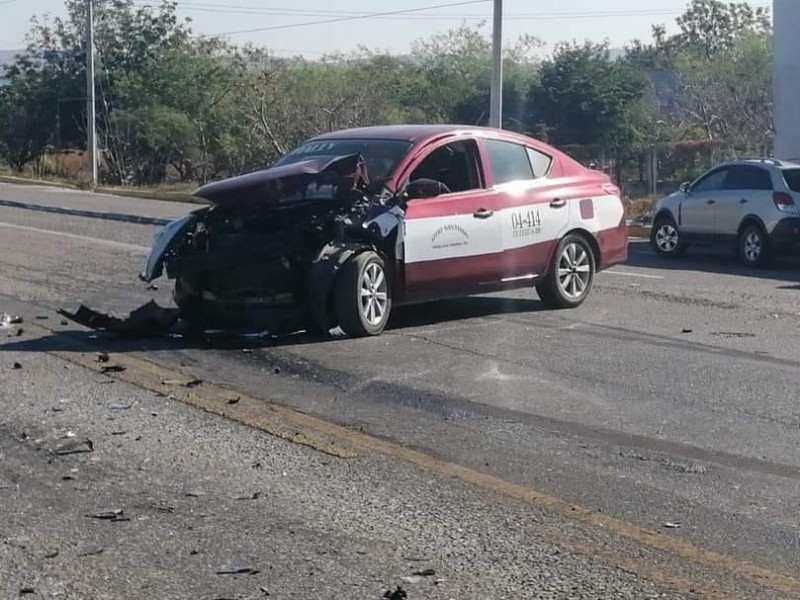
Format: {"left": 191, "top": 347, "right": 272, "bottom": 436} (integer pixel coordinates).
{"left": 141, "top": 125, "right": 628, "bottom": 337}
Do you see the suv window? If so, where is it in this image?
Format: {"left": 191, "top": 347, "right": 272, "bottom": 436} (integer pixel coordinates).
{"left": 725, "top": 166, "right": 773, "bottom": 190}
{"left": 783, "top": 169, "right": 800, "bottom": 192}
{"left": 484, "top": 139, "right": 534, "bottom": 185}
{"left": 692, "top": 168, "right": 729, "bottom": 193}
{"left": 408, "top": 140, "right": 483, "bottom": 194}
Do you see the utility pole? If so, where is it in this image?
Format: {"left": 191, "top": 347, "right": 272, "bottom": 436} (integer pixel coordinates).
{"left": 774, "top": 0, "right": 800, "bottom": 160}
{"left": 86, "top": 0, "right": 97, "bottom": 188}
{"left": 489, "top": 0, "right": 503, "bottom": 128}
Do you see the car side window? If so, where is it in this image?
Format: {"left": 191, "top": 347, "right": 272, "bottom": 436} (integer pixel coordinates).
{"left": 526, "top": 147, "right": 553, "bottom": 178}
{"left": 408, "top": 139, "right": 483, "bottom": 195}
{"left": 484, "top": 139, "right": 534, "bottom": 185}
{"left": 692, "top": 169, "right": 729, "bottom": 193}
{"left": 725, "top": 166, "right": 773, "bottom": 191}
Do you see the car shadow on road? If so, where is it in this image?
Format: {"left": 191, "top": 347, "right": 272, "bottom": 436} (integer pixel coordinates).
{"left": 1, "top": 296, "right": 545, "bottom": 355}
{"left": 626, "top": 240, "right": 800, "bottom": 284}
{"left": 388, "top": 296, "right": 544, "bottom": 331}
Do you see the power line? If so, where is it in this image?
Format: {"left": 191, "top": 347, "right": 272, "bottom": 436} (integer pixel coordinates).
{"left": 135, "top": 2, "right": 770, "bottom": 23}
{"left": 197, "top": 0, "right": 491, "bottom": 37}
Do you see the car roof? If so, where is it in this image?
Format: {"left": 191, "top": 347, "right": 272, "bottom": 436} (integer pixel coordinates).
{"left": 719, "top": 158, "right": 800, "bottom": 169}
{"left": 310, "top": 124, "right": 540, "bottom": 146}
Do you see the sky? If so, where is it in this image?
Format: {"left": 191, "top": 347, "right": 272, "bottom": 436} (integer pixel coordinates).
{"left": 0, "top": 0, "right": 773, "bottom": 57}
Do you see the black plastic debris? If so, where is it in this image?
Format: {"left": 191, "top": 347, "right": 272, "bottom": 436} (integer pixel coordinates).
{"left": 87, "top": 509, "right": 129, "bottom": 522}
{"left": 411, "top": 569, "right": 436, "bottom": 577}
{"left": 383, "top": 587, "right": 407, "bottom": 600}
{"left": 35, "top": 315, "right": 48, "bottom": 320}
{"left": 58, "top": 300, "right": 179, "bottom": 337}
{"left": 227, "top": 396, "right": 241, "bottom": 404}
{"left": 100, "top": 364, "right": 127, "bottom": 374}
{"left": 234, "top": 492, "right": 260, "bottom": 501}
{"left": 216, "top": 566, "right": 261, "bottom": 575}
{"left": 19, "top": 587, "right": 35, "bottom": 595}
{"left": 53, "top": 439, "right": 94, "bottom": 456}
{"left": 96, "top": 353, "right": 110, "bottom": 363}
{"left": 12, "top": 362, "right": 21, "bottom": 370}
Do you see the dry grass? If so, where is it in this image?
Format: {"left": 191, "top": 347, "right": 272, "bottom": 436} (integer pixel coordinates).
{"left": 624, "top": 196, "right": 659, "bottom": 221}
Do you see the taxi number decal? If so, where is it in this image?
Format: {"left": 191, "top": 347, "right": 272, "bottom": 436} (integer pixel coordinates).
{"left": 511, "top": 209, "right": 543, "bottom": 238}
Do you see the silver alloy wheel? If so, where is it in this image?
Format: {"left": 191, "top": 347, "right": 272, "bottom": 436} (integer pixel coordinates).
{"left": 656, "top": 223, "right": 679, "bottom": 252}
{"left": 557, "top": 242, "right": 591, "bottom": 300}
{"left": 743, "top": 231, "right": 763, "bottom": 262}
{"left": 359, "top": 262, "right": 388, "bottom": 326}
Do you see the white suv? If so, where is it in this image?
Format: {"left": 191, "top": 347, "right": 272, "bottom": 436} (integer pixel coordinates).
{"left": 651, "top": 158, "right": 800, "bottom": 266}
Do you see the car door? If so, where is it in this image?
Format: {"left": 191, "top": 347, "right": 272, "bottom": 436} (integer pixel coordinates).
{"left": 479, "top": 138, "right": 570, "bottom": 280}
{"left": 715, "top": 165, "right": 773, "bottom": 236}
{"left": 402, "top": 138, "right": 503, "bottom": 296}
{"left": 681, "top": 167, "right": 730, "bottom": 236}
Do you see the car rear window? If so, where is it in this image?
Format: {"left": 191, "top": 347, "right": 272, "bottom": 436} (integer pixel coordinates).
{"left": 783, "top": 169, "right": 800, "bottom": 192}
{"left": 484, "top": 139, "right": 534, "bottom": 185}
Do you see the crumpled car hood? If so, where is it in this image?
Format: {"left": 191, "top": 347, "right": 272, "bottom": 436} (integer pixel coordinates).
{"left": 193, "top": 153, "right": 369, "bottom": 206}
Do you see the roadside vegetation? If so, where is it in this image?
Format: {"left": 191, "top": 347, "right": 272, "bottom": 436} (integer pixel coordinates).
{"left": 0, "top": 0, "right": 772, "bottom": 199}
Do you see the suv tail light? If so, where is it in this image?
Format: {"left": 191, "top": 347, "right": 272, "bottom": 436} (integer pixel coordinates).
{"left": 773, "top": 192, "right": 799, "bottom": 214}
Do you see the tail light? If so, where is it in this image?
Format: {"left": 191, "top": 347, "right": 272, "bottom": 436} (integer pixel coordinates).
{"left": 773, "top": 192, "right": 799, "bottom": 213}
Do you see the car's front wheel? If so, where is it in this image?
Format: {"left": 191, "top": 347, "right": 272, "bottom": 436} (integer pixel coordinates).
{"left": 651, "top": 216, "right": 686, "bottom": 257}
{"left": 739, "top": 223, "right": 771, "bottom": 267}
{"left": 335, "top": 251, "right": 392, "bottom": 337}
{"left": 536, "top": 234, "right": 596, "bottom": 309}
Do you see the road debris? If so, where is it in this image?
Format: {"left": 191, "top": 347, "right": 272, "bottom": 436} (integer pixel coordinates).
{"left": 96, "top": 353, "right": 110, "bottom": 363}
{"left": 215, "top": 566, "right": 261, "bottom": 575}
{"left": 161, "top": 377, "right": 203, "bottom": 388}
{"left": 12, "top": 362, "right": 21, "bottom": 369}
{"left": 228, "top": 396, "right": 241, "bottom": 404}
{"left": 663, "top": 521, "right": 682, "bottom": 529}
{"left": 79, "top": 546, "right": 104, "bottom": 557}
{"left": 0, "top": 313, "right": 23, "bottom": 327}
{"left": 234, "top": 492, "right": 260, "bottom": 500}
{"left": 44, "top": 550, "right": 59, "bottom": 559}
{"left": 19, "top": 587, "right": 35, "bottom": 595}
{"left": 87, "top": 509, "right": 130, "bottom": 522}
{"left": 100, "top": 364, "right": 127, "bottom": 374}
{"left": 383, "top": 586, "right": 408, "bottom": 600}
{"left": 681, "top": 328, "right": 693, "bottom": 334}
{"left": 52, "top": 439, "right": 94, "bottom": 455}
{"left": 711, "top": 331, "right": 757, "bottom": 339}
{"left": 184, "top": 490, "right": 204, "bottom": 497}
{"left": 107, "top": 401, "right": 133, "bottom": 411}
{"left": 411, "top": 568, "right": 436, "bottom": 577}
{"left": 58, "top": 300, "right": 179, "bottom": 337}
{"left": 35, "top": 315, "right": 49, "bottom": 320}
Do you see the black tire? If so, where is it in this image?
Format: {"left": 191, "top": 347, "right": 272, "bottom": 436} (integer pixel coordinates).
{"left": 651, "top": 215, "right": 687, "bottom": 257}
{"left": 536, "top": 234, "right": 596, "bottom": 309}
{"left": 174, "top": 277, "right": 208, "bottom": 335}
{"left": 334, "top": 251, "right": 392, "bottom": 337}
{"left": 738, "top": 223, "right": 771, "bottom": 267}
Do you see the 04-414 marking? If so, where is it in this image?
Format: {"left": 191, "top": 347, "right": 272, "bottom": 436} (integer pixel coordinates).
{"left": 511, "top": 209, "right": 543, "bottom": 238}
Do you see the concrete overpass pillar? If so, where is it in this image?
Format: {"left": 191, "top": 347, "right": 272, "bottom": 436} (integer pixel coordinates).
{"left": 773, "top": 0, "right": 800, "bottom": 159}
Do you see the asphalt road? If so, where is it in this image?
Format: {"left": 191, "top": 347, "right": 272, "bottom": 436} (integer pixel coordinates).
{"left": 2, "top": 182, "right": 800, "bottom": 599}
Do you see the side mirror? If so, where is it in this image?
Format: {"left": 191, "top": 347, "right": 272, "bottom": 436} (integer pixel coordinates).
{"left": 679, "top": 181, "right": 691, "bottom": 194}
{"left": 406, "top": 178, "right": 446, "bottom": 200}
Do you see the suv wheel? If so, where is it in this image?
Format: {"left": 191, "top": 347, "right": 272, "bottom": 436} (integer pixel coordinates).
{"left": 651, "top": 216, "right": 686, "bottom": 257}
{"left": 739, "top": 223, "right": 771, "bottom": 267}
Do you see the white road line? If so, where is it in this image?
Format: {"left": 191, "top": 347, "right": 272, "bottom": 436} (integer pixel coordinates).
{"left": 603, "top": 269, "right": 664, "bottom": 280}
{"left": 0, "top": 221, "right": 149, "bottom": 253}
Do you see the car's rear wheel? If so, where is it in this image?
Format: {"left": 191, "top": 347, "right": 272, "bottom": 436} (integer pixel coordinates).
{"left": 739, "top": 223, "right": 771, "bottom": 267}
{"left": 536, "top": 234, "right": 595, "bottom": 309}
{"left": 651, "top": 216, "right": 686, "bottom": 257}
{"left": 335, "top": 251, "right": 392, "bottom": 337}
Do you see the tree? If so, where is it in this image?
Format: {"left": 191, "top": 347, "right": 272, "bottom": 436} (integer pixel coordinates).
{"left": 527, "top": 42, "right": 646, "bottom": 147}
{"left": 675, "top": 0, "right": 770, "bottom": 57}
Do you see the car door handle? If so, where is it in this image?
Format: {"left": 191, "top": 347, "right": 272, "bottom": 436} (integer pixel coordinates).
{"left": 473, "top": 208, "right": 494, "bottom": 219}
{"left": 740, "top": 198, "right": 748, "bottom": 204}
{"left": 707, "top": 199, "right": 716, "bottom": 205}
{"left": 550, "top": 198, "right": 566, "bottom": 208}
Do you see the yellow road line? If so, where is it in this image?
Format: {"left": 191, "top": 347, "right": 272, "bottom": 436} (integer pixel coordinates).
{"left": 16, "top": 323, "right": 800, "bottom": 599}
